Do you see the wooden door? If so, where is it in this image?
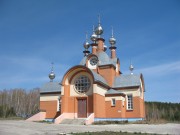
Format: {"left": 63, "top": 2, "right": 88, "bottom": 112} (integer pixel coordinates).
{"left": 78, "top": 99, "right": 87, "bottom": 118}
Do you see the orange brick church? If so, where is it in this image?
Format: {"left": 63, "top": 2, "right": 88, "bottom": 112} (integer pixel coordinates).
{"left": 27, "top": 17, "right": 145, "bottom": 124}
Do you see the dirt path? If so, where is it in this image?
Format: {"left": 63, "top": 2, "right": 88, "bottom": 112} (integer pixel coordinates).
{"left": 0, "top": 120, "right": 179, "bottom": 135}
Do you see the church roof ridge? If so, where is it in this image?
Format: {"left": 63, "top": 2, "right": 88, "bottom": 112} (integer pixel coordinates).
{"left": 105, "top": 89, "right": 125, "bottom": 95}
{"left": 113, "top": 74, "right": 141, "bottom": 88}
{"left": 79, "top": 51, "right": 118, "bottom": 67}
{"left": 40, "top": 81, "right": 61, "bottom": 93}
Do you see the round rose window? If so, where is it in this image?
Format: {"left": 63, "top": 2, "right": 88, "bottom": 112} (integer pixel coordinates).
{"left": 74, "top": 75, "right": 91, "bottom": 93}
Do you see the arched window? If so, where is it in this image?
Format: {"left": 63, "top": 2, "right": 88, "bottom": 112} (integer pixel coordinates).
{"left": 74, "top": 75, "right": 91, "bottom": 93}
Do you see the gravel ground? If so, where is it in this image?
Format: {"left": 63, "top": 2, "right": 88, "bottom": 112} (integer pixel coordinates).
{"left": 0, "top": 120, "right": 180, "bottom": 135}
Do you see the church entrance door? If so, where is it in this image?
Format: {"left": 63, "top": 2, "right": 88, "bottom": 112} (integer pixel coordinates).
{"left": 78, "top": 99, "right": 87, "bottom": 118}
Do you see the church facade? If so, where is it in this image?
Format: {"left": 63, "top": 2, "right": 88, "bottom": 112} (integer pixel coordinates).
{"left": 27, "top": 18, "right": 145, "bottom": 124}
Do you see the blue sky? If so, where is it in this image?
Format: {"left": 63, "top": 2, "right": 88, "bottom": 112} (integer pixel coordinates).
{"left": 0, "top": 0, "right": 180, "bottom": 103}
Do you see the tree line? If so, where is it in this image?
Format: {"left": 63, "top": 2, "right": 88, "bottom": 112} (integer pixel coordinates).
{"left": 0, "top": 89, "right": 180, "bottom": 122}
{"left": 145, "top": 101, "right": 180, "bottom": 122}
{"left": 0, "top": 88, "right": 39, "bottom": 118}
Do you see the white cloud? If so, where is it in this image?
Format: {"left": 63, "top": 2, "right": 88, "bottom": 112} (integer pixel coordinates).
{"left": 136, "top": 61, "right": 180, "bottom": 76}
{"left": 132, "top": 61, "right": 180, "bottom": 102}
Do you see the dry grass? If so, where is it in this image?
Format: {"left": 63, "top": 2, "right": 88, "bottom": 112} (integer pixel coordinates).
{"left": 93, "top": 120, "right": 128, "bottom": 125}
{"left": 71, "top": 131, "right": 161, "bottom": 135}
{"left": 34, "top": 120, "right": 53, "bottom": 124}
{"left": 0, "top": 117, "right": 24, "bottom": 120}
{"left": 93, "top": 119, "right": 174, "bottom": 125}
{"left": 131, "top": 119, "right": 171, "bottom": 124}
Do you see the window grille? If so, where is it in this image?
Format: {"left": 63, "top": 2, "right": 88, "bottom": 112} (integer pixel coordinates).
{"left": 127, "top": 95, "right": 133, "bottom": 110}
{"left": 112, "top": 98, "right": 116, "bottom": 106}
{"left": 74, "top": 75, "right": 91, "bottom": 93}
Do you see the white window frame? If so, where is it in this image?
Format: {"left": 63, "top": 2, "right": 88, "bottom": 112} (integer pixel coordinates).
{"left": 88, "top": 56, "right": 98, "bottom": 69}
{"left": 127, "top": 94, "right": 133, "bottom": 110}
{"left": 111, "top": 98, "right": 116, "bottom": 106}
{"left": 57, "top": 97, "right": 61, "bottom": 112}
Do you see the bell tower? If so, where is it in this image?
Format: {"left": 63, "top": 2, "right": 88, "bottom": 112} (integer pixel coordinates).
{"left": 83, "top": 32, "right": 90, "bottom": 56}
{"left": 109, "top": 27, "right": 117, "bottom": 59}
{"left": 95, "top": 15, "right": 105, "bottom": 52}
{"left": 90, "top": 25, "right": 98, "bottom": 54}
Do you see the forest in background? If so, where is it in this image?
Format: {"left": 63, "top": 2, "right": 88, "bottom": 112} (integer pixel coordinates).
{"left": 0, "top": 89, "right": 180, "bottom": 122}
{"left": 145, "top": 101, "right": 180, "bottom": 122}
{"left": 0, "top": 88, "right": 39, "bottom": 118}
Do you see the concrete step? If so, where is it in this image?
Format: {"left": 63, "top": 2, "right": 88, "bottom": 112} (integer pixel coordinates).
{"left": 60, "top": 119, "right": 86, "bottom": 125}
